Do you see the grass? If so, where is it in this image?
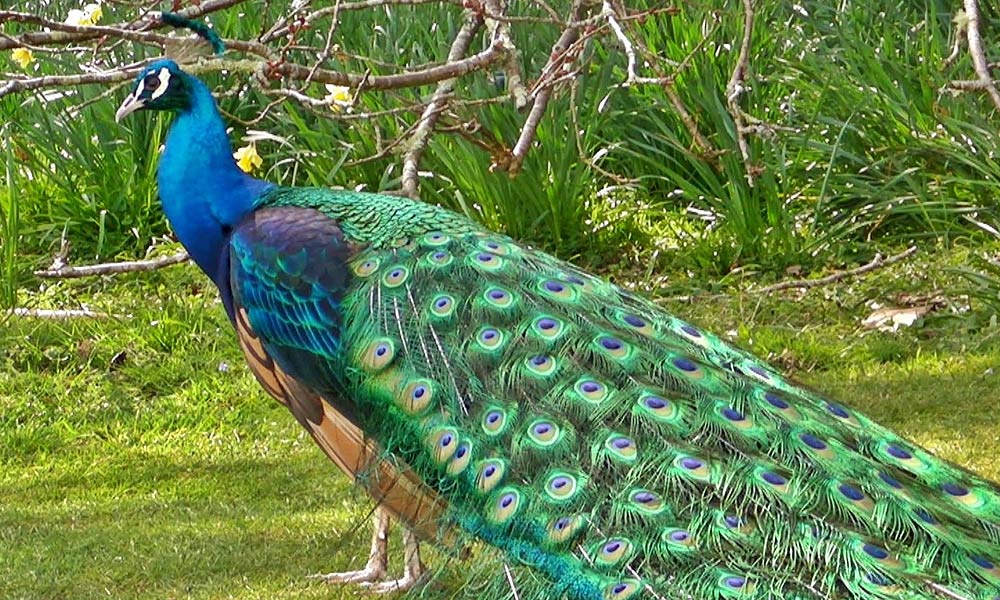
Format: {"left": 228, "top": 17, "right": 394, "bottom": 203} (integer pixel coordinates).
{"left": 1, "top": 265, "right": 373, "bottom": 600}
{"left": 3, "top": 245, "right": 1000, "bottom": 599}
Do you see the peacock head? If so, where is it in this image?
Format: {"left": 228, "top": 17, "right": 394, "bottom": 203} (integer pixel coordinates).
{"left": 115, "top": 59, "right": 191, "bottom": 122}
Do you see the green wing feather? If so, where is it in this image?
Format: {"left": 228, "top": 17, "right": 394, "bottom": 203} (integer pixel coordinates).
{"left": 236, "top": 187, "right": 1000, "bottom": 600}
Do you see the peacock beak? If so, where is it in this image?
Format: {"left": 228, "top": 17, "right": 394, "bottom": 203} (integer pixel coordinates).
{"left": 115, "top": 92, "right": 145, "bottom": 122}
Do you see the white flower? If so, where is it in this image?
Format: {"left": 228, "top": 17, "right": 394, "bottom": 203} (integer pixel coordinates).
{"left": 324, "top": 84, "right": 354, "bottom": 113}
{"left": 66, "top": 3, "right": 103, "bottom": 27}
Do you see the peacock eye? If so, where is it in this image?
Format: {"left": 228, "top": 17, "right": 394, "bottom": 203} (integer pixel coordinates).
{"left": 143, "top": 74, "right": 161, "bottom": 91}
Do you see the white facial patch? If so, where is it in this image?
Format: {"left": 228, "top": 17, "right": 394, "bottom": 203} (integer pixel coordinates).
{"left": 149, "top": 67, "right": 171, "bottom": 101}
{"left": 133, "top": 78, "right": 146, "bottom": 100}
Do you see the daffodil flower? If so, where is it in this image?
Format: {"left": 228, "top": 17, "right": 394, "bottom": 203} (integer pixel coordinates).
{"left": 233, "top": 144, "right": 263, "bottom": 173}
{"left": 324, "top": 84, "right": 354, "bottom": 113}
{"left": 12, "top": 48, "right": 34, "bottom": 70}
{"left": 66, "top": 3, "right": 103, "bottom": 26}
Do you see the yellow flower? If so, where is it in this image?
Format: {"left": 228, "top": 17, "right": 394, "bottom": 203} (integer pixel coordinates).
{"left": 12, "top": 48, "right": 34, "bottom": 70}
{"left": 66, "top": 3, "right": 103, "bottom": 26}
{"left": 87, "top": 3, "right": 103, "bottom": 24}
{"left": 233, "top": 144, "right": 263, "bottom": 173}
{"left": 324, "top": 84, "right": 353, "bottom": 113}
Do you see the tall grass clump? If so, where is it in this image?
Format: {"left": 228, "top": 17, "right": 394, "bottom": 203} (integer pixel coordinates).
{"left": 588, "top": 0, "right": 1000, "bottom": 272}
{"left": 423, "top": 60, "right": 628, "bottom": 261}
{"left": 4, "top": 0, "right": 1000, "bottom": 277}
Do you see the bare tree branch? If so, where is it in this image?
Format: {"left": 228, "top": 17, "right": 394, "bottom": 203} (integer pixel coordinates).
{"left": 1, "top": 41, "right": 506, "bottom": 101}
{"left": 946, "top": 0, "right": 1000, "bottom": 111}
{"left": 400, "top": 12, "right": 483, "bottom": 198}
{"left": 1, "top": 0, "right": 701, "bottom": 197}
{"left": 261, "top": 0, "right": 463, "bottom": 42}
{"left": 725, "top": 0, "right": 756, "bottom": 185}
{"left": 0, "top": 0, "right": 246, "bottom": 51}
{"left": 506, "top": 0, "right": 588, "bottom": 174}
{"left": 484, "top": 0, "right": 529, "bottom": 108}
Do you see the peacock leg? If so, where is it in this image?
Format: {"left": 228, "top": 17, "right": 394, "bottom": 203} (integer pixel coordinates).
{"left": 362, "top": 525, "right": 426, "bottom": 594}
{"left": 315, "top": 506, "right": 389, "bottom": 584}
{"left": 314, "top": 507, "right": 426, "bottom": 592}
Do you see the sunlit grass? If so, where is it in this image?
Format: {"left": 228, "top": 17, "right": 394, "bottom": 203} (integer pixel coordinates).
{"left": 0, "top": 266, "right": 382, "bottom": 600}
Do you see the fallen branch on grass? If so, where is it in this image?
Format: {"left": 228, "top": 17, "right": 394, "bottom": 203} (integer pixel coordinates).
{"left": 11, "top": 307, "right": 117, "bottom": 319}
{"left": 34, "top": 251, "right": 189, "bottom": 279}
{"left": 755, "top": 246, "right": 918, "bottom": 294}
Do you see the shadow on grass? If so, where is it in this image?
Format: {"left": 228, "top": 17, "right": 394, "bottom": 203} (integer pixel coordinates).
{"left": 1, "top": 453, "right": 394, "bottom": 600}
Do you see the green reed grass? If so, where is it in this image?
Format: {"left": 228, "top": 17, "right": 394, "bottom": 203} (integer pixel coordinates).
{"left": 3, "top": 0, "right": 1000, "bottom": 286}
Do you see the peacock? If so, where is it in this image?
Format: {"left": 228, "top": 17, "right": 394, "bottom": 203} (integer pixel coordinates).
{"left": 114, "top": 42, "right": 1000, "bottom": 600}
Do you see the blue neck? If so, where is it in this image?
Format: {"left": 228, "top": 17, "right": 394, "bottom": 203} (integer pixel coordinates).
{"left": 157, "top": 74, "right": 272, "bottom": 285}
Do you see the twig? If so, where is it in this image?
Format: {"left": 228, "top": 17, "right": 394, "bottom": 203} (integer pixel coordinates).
{"left": 400, "top": 12, "right": 483, "bottom": 199}
{"left": 527, "top": 0, "right": 561, "bottom": 21}
{"left": 34, "top": 252, "right": 190, "bottom": 279}
{"left": 344, "top": 116, "right": 426, "bottom": 167}
{"left": 0, "top": 0, "right": 246, "bottom": 51}
{"left": 484, "top": 0, "right": 529, "bottom": 109}
{"left": 958, "top": 0, "right": 1000, "bottom": 111}
{"left": 506, "top": 0, "right": 587, "bottom": 173}
{"left": 603, "top": 1, "right": 635, "bottom": 83}
{"left": 1, "top": 42, "right": 505, "bottom": 101}
{"left": 259, "top": 0, "right": 313, "bottom": 42}
{"left": 725, "top": 0, "right": 756, "bottom": 185}
{"left": 304, "top": 0, "right": 345, "bottom": 86}
{"left": 278, "top": 43, "right": 504, "bottom": 89}
{"left": 567, "top": 78, "right": 634, "bottom": 184}
{"left": 11, "top": 308, "right": 117, "bottom": 319}
{"left": 663, "top": 85, "right": 717, "bottom": 156}
{"left": 2, "top": 67, "right": 145, "bottom": 99}
{"left": 628, "top": 16, "right": 718, "bottom": 156}
{"left": 601, "top": 1, "right": 674, "bottom": 87}
{"left": 0, "top": 31, "right": 91, "bottom": 54}
{"left": 263, "top": 90, "right": 507, "bottom": 124}
{"left": 948, "top": 79, "right": 1000, "bottom": 91}
{"left": 755, "top": 246, "right": 918, "bottom": 294}
{"left": 942, "top": 1, "right": 1000, "bottom": 107}
{"left": 261, "top": 0, "right": 462, "bottom": 42}
{"left": 941, "top": 8, "right": 967, "bottom": 70}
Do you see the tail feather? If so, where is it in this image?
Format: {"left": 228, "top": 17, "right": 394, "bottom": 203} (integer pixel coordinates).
{"left": 235, "top": 306, "right": 448, "bottom": 543}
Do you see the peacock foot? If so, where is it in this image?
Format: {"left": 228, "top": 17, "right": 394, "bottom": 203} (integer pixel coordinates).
{"left": 313, "top": 507, "right": 427, "bottom": 593}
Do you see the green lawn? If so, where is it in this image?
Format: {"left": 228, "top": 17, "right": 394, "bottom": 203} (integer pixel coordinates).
{"left": 2, "top": 246, "right": 999, "bottom": 599}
